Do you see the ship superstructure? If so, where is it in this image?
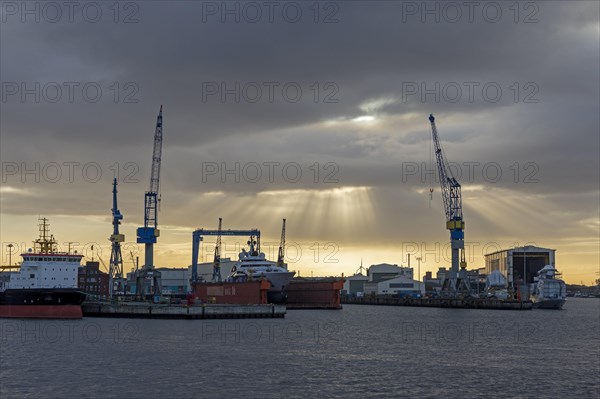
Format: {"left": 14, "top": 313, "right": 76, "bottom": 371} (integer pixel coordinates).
{"left": 529, "top": 265, "right": 567, "bottom": 309}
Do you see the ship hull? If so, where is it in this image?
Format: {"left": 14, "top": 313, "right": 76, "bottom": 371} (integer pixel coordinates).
{"left": 267, "top": 291, "right": 287, "bottom": 304}
{"left": 0, "top": 288, "right": 86, "bottom": 319}
{"left": 532, "top": 298, "right": 566, "bottom": 310}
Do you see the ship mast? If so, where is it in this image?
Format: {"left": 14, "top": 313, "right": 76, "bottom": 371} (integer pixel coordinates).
{"left": 34, "top": 217, "right": 56, "bottom": 254}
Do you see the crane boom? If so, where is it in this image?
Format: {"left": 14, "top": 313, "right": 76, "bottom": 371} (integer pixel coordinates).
{"left": 429, "top": 114, "right": 468, "bottom": 293}
{"left": 212, "top": 218, "right": 223, "bottom": 282}
{"left": 277, "top": 218, "right": 286, "bottom": 267}
{"left": 429, "top": 114, "right": 463, "bottom": 223}
{"left": 146, "top": 105, "right": 163, "bottom": 229}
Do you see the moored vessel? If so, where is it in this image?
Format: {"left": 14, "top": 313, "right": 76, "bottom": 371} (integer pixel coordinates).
{"left": 0, "top": 218, "right": 86, "bottom": 319}
{"left": 529, "top": 265, "right": 566, "bottom": 309}
{"left": 227, "top": 236, "right": 295, "bottom": 303}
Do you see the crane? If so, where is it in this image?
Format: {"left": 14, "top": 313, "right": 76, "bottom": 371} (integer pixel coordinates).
{"left": 191, "top": 227, "right": 261, "bottom": 285}
{"left": 429, "top": 114, "right": 469, "bottom": 293}
{"left": 129, "top": 250, "right": 139, "bottom": 272}
{"left": 212, "top": 218, "right": 223, "bottom": 282}
{"left": 108, "top": 178, "right": 124, "bottom": 297}
{"left": 135, "top": 106, "right": 164, "bottom": 299}
{"left": 277, "top": 218, "right": 286, "bottom": 268}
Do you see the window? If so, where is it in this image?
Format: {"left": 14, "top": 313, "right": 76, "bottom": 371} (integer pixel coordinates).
{"left": 29, "top": 274, "right": 35, "bottom": 278}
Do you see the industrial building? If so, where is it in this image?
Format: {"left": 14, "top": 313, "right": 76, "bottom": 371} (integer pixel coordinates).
{"left": 156, "top": 268, "right": 188, "bottom": 295}
{"left": 343, "top": 263, "right": 422, "bottom": 297}
{"left": 374, "top": 275, "right": 424, "bottom": 296}
{"left": 78, "top": 261, "right": 109, "bottom": 297}
{"left": 368, "top": 263, "right": 413, "bottom": 281}
{"left": 485, "top": 246, "right": 555, "bottom": 287}
{"left": 342, "top": 273, "right": 369, "bottom": 296}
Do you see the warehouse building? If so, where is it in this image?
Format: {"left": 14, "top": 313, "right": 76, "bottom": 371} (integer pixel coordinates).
{"left": 376, "top": 275, "right": 424, "bottom": 296}
{"left": 485, "top": 246, "right": 555, "bottom": 287}
{"left": 349, "top": 263, "right": 423, "bottom": 296}
{"left": 342, "top": 273, "right": 369, "bottom": 296}
{"left": 368, "top": 263, "right": 413, "bottom": 282}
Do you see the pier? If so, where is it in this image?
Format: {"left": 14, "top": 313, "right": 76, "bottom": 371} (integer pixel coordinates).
{"left": 342, "top": 296, "right": 533, "bottom": 310}
{"left": 82, "top": 302, "right": 286, "bottom": 319}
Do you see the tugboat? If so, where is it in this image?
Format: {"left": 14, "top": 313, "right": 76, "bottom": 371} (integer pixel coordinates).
{"left": 529, "top": 265, "right": 567, "bottom": 309}
{"left": 0, "top": 218, "right": 86, "bottom": 318}
{"left": 227, "top": 236, "right": 295, "bottom": 303}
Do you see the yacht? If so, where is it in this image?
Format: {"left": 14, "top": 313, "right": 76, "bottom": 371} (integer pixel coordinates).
{"left": 529, "top": 265, "right": 567, "bottom": 309}
{"left": 227, "top": 237, "right": 295, "bottom": 303}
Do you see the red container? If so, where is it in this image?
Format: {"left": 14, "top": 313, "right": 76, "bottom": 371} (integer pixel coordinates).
{"left": 193, "top": 280, "right": 270, "bottom": 304}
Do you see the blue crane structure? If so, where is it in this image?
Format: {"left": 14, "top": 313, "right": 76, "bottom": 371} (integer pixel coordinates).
{"left": 191, "top": 224, "right": 261, "bottom": 286}
{"left": 135, "top": 106, "right": 164, "bottom": 298}
{"left": 429, "top": 114, "right": 469, "bottom": 293}
{"left": 108, "top": 178, "right": 124, "bottom": 296}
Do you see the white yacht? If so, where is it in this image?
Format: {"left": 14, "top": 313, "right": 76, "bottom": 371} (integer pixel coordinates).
{"left": 227, "top": 237, "right": 295, "bottom": 303}
{"left": 529, "top": 265, "right": 567, "bottom": 309}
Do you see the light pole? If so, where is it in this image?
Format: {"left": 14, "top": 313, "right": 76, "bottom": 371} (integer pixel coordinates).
{"left": 523, "top": 246, "right": 528, "bottom": 298}
{"left": 416, "top": 256, "right": 422, "bottom": 294}
{"left": 7, "top": 244, "right": 13, "bottom": 266}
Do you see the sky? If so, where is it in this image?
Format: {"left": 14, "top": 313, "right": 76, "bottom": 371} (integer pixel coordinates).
{"left": 0, "top": 1, "right": 599, "bottom": 284}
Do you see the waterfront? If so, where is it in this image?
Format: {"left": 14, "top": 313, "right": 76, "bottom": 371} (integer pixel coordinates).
{"left": 1, "top": 299, "right": 598, "bottom": 398}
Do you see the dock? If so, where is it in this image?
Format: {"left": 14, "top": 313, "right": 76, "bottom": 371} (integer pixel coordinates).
{"left": 342, "top": 296, "right": 533, "bottom": 310}
{"left": 285, "top": 278, "right": 344, "bottom": 309}
{"left": 82, "top": 302, "right": 286, "bottom": 319}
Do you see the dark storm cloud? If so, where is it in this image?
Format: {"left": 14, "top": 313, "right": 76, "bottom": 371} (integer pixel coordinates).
{"left": 1, "top": 1, "right": 598, "bottom": 227}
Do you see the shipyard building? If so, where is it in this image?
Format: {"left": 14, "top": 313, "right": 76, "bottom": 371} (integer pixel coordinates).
{"left": 342, "top": 263, "right": 424, "bottom": 296}
{"left": 484, "top": 246, "right": 555, "bottom": 287}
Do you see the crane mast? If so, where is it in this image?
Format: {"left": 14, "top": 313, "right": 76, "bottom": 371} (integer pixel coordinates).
{"left": 108, "top": 178, "right": 124, "bottom": 297}
{"left": 277, "top": 218, "right": 286, "bottom": 267}
{"left": 429, "top": 114, "right": 468, "bottom": 293}
{"left": 212, "top": 218, "right": 223, "bottom": 282}
{"left": 135, "top": 106, "right": 164, "bottom": 299}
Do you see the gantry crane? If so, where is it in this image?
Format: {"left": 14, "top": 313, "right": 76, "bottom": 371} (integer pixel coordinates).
{"left": 212, "top": 218, "right": 223, "bottom": 282}
{"left": 108, "top": 178, "right": 124, "bottom": 297}
{"left": 135, "top": 106, "right": 164, "bottom": 299}
{"left": 429, "top": 114, "right": 469, "bottom": 293}
{"left": 191, "top": 227, "right": 261, "bottom": 286}
{"left": 277, "top": 218, "right": 286, "bottom": 268}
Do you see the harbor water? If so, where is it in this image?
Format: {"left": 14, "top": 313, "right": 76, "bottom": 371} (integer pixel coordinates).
{"left": 1, "top": 299, "right": 598, "bottom": 398}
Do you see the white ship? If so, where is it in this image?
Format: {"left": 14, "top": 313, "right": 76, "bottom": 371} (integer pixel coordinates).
{"left": 0, "top": 218, "right": 86, "bottom": 319}
{"left": 529, "top": 265, "right": 566, "bottom": 309}
{"left": 227, "top": 237, "right": 295, "bottom": 303}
